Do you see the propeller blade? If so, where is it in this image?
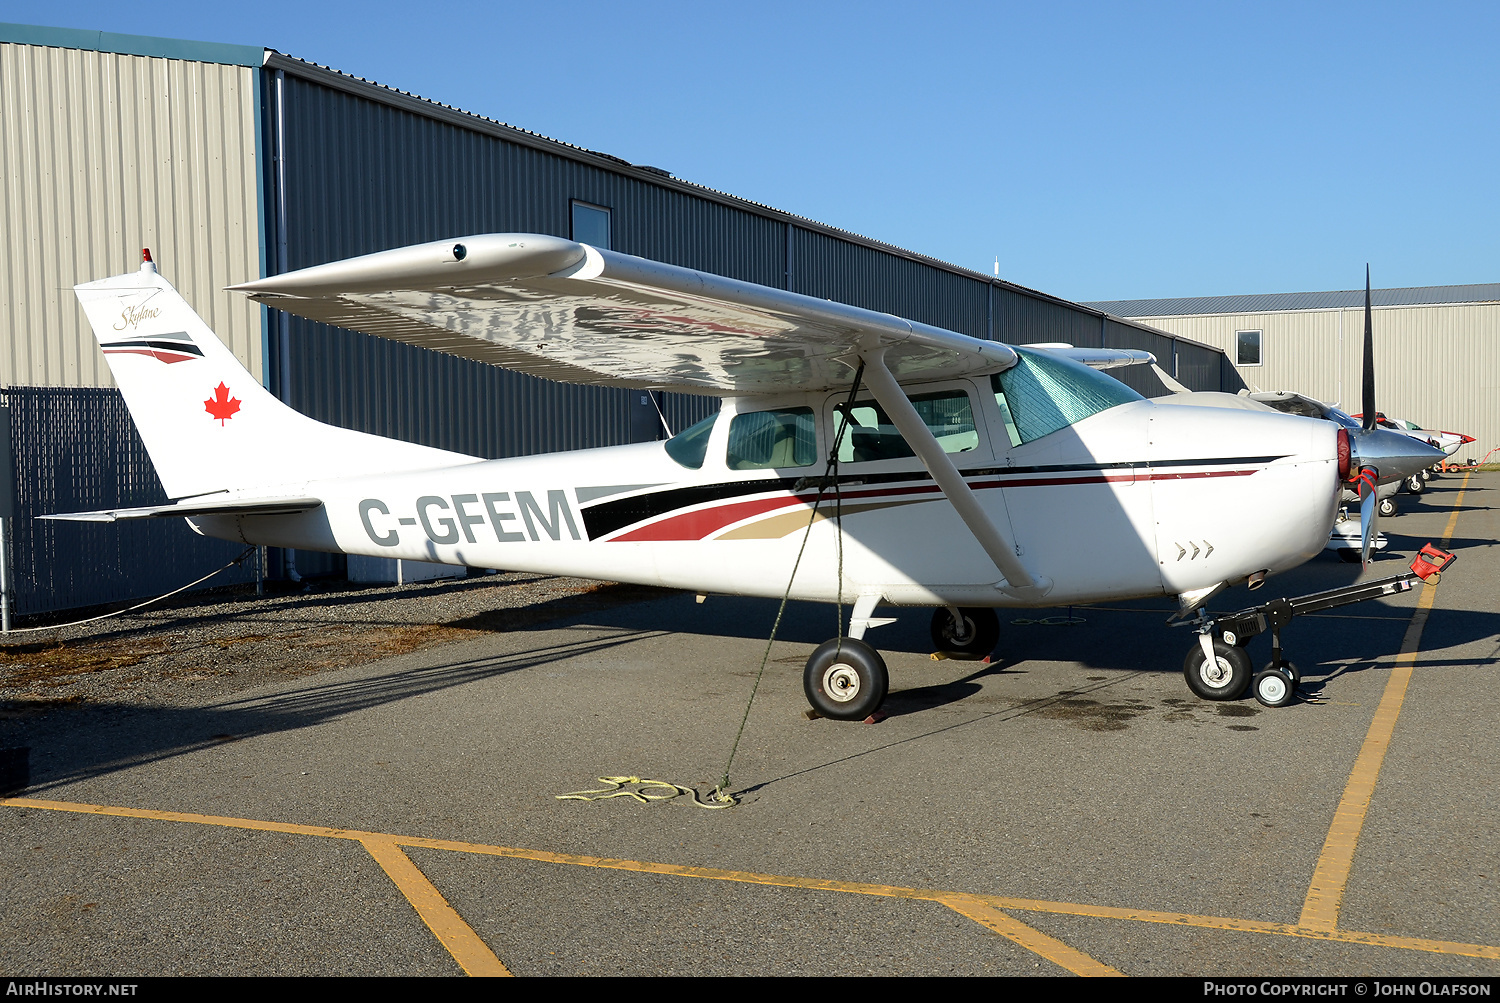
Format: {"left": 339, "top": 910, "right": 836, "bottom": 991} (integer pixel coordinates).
{"left": 1357, "top": 464, "right": 1379, "bottom": 565}
{"left": 1361, "top": 265, "right": 1376, "bottom": 432}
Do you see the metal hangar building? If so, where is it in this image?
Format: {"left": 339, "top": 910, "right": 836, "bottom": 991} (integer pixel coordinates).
{"left": 0, "top": 22, "right": 1235, "bottom": 616}
{"left": 1086, "top": 285, "right": 1500, "bottom": 467}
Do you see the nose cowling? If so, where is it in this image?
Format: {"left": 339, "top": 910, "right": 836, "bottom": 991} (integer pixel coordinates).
{"left": 1350, "top": 428, "right": 1447, "bottom": 483}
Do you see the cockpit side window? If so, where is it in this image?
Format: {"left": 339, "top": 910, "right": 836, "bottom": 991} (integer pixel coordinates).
{"left": 832, "top": 390, "right": 977, "bottom": 463}
{"left": 664, "top": 413, "right": 717, "bottom": 469}
{"left": 727, "top": 407, "right": 817, "bottom": 469}
{"left": 991, "top": 349, "right": 1142, "bottom": 444}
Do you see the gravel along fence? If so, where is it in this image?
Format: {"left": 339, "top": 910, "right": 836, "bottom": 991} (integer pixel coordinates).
{"left": 0, "top": 574, "right": 673, "bottom": 716}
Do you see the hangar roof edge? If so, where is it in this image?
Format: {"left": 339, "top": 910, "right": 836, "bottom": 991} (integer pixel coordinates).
{"left": 263, "top": 51, "right": 1193, "bottom": 339}
{"left": 1085, "top": 282, "right": 1500, "bottom": 318}
{"left": 0, "top": 24, "right": 1223, "bottom": 357}
{"left": 0, "top": 22, "right": 263, "bottom": 67}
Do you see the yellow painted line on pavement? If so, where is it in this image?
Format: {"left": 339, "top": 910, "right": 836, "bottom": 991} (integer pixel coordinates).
{"left": 981, "top": 894, "right": 1500, "bottom": 961}
{"left": 1298, "top": 472, "right": 1470, "bottom": 932}
{"left": 6, "top": 794, "right": 1498, "bottom": 964}
{"left": 360, "top": 837, "right": 511, "bottom": 977}
{"left": 939, "top": 893, "right": 1125, "bottom": 976}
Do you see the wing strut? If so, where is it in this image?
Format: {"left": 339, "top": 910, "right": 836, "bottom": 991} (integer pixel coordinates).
{"left": 860, "top": 348, "right": 1052, "bottom": 600}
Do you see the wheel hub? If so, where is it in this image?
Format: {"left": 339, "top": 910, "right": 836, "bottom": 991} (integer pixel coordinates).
{"left": 1201, "top": 657, "right": 1233, "bottom": 686}
{"left": 822, "top": 663, "right": 861, "bottom": 703}
{"left": 1259, "top": 673, "right": 1288, "bottom": 703}
{"left": 946, "top": 615, "right": 975, "bottom": 645}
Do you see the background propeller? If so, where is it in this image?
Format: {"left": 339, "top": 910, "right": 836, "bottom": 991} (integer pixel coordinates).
{"left": 1359, "top": 265, "right": 1379, "bottom": 564}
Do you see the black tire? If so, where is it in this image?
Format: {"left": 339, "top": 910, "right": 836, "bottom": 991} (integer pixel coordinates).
{"left": 1404, "top": 474, "right": 1424, "bottom": 495}
{"left": 1378, "top": 496, "right": 1397, "bottom": 518}
{"left": 1183, "top": 638, "right": 1252, "bottom": 701}
{"left": 1338, "top": 549, "right": 1362, "bottom": 564}
{"left": 929, "top": 607, "right": 1000, "bottom": 659}
{"left": 804, "top": 638, "right": 888, "bottom": 720}
{"left": 1252, "top": 668, "right": 1296, "bottom": 707}
{"left": 1265, "top": 660, "right": 1301, "bottom": 686}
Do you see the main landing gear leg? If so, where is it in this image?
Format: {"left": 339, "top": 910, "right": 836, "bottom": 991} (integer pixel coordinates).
{"left": 1179, "top": 543, "right": 1456, "bottom": 708}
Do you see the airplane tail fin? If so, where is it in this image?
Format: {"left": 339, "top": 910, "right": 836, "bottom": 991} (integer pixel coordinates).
{"left": 74, "top": 256, "right": 476, "bottom": 500}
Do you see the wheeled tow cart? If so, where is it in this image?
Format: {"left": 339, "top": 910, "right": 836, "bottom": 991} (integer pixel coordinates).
{"left": 1179, "top": 543, "right": 1456, "bottom": 708}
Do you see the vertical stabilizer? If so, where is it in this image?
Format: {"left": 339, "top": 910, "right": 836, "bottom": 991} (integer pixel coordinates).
{"left": 75, "top": 259, "right": 478, "bottom": 500}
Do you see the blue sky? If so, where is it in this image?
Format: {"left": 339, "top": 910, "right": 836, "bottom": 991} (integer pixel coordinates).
{"left": 5, "top": 1, "right": 1496, "bottom": 302}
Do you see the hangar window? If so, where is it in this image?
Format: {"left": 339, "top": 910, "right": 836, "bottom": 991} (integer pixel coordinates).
{"left": 571, "top": 201, "right": 612, "bottom": 249}
{"left": 991, "top": 348, "right": 1142, "bottom": 445}
{"left": 1236, "top": 330, "right": 1263, "bottom": 367}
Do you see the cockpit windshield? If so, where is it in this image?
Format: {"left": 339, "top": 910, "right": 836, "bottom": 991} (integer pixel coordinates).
{"left": 991, "top": 348, "right": 1143, "bottom": 445}
{"left": 664, "top": 413, "right": 716, "bottom": 469}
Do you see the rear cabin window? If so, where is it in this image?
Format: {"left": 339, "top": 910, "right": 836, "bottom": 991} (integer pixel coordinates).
{"left": 833, "top": 390, "right": 977, "bottom": 463}
{"left": 991, "top": 349, "right": 1142, "bottom": 445}
{"left": 726, "top": 407, "right": 817, "bottom": 469}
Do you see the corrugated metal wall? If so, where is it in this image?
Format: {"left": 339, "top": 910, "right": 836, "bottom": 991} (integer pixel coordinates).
{"left": 1131, "top": 304, "right": 1498, "bottom": 459}
{"left": 4, "top": 387, "right": 256, "bottom": 614}
{"left": 0, "top": 42, "right": 264, "bottom": 387}
{"left": 790, "top": 227, "right": 989, "bottom": 336}
{"left": 272, "top": 72, "right": 734, "bottom": 461}
{"left": 268, "top": 62, "right": 1228, "bottom": 464}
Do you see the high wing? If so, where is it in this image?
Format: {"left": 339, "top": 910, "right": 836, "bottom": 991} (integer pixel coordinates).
{"left": 232, "top": 234, "right": 1030, "bottom": 395}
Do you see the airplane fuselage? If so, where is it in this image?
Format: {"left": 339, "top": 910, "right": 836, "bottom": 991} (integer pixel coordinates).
{"left": 194, "top": 379, "right": 1341, "bottom": 609}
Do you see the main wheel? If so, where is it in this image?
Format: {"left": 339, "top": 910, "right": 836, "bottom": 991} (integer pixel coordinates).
{"left": 804, "top": 638, "right": 888, "bottom": 720}
{"left": 1404, "top": 474, "right": 1425, "bottom": 495}
{"left": 1252, "top": 668, "right": 1296, "bottom": 707}
{"left": 1420, "top": 468, "right": 1432, "bottom": 482}
{"left": 1378, "top": 496, "right": 1398, "bottom": 518}
{"left": 929, "top": 607, "right": 1000, "bottom": 659}
{"left": 1337, "top": 549, "right": 1362, "bottom": 564}
{"left": 1183, "top": 638, "right": 1252, "bottom": 701}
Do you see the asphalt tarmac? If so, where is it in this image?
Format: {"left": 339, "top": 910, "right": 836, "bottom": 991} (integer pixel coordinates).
{"left": 3, "top": 472, "right": 1496, "bottom": 977}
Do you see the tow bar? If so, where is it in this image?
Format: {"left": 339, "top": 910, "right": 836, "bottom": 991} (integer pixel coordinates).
{"left": 1178, "top": 543, "right": 1456, "bottom": 707}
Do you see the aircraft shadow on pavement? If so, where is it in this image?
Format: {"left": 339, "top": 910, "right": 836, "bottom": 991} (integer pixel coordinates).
{"left": 2, "top": 628, "right": 654, "bottom": 797}
{"left": 9, "top": 535, "right": 1494, "bottom": 797}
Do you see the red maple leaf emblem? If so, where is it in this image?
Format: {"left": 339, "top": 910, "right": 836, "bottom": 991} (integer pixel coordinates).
{"left": 204, "top": 382, "right": 241, "bottom": 425}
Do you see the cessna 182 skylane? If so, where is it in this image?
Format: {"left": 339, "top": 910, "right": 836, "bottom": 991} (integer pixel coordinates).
{"left": 57, "top": 236, "right": 1445, "bottom": 719}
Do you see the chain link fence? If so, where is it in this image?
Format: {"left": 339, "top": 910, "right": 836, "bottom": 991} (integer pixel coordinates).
{"left": 2, "top": 387, "right": 255, "bottom": 616}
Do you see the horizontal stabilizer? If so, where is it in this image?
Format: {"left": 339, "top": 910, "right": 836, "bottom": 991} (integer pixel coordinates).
{"left": 41, "top": 497, "right": 323, "bottom": 523}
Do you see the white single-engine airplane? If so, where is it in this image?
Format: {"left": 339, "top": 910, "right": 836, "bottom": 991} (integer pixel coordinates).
{"left": 55, "top": 237, "right": 1446, "bottom": 718}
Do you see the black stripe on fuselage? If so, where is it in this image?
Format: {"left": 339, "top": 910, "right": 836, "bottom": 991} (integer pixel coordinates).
{"left": 102, "top": 338, "right": 204, "bottom": 356}
{"left": 579, "top": 455, "right": 1288, "bottom": 540}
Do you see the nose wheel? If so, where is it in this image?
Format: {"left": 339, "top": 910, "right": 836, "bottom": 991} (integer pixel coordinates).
{"left": 1175, "top": 544, "right": 1456, "bottom": 708}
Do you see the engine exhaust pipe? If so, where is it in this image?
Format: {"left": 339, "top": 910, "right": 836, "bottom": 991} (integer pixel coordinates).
{"left": 1248, "top": 570, "right": 1268, "bottom": 590}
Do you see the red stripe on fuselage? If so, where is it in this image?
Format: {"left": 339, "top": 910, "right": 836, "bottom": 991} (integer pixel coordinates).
{"left": 610, "top": 494, "right": 804, "bottom": 542}
{"left": 102, "top": 347, "right": 197, "bottom": 364}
